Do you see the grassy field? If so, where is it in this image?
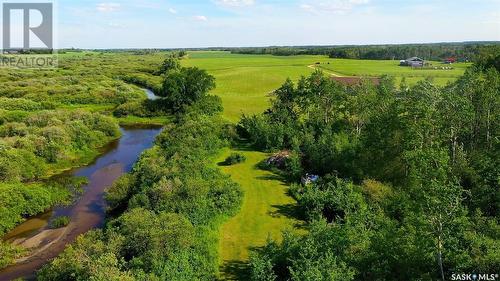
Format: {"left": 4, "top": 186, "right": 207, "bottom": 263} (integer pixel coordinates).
{"left": 182, "top": 52, "right": 329, "bottom": 121}
{"left": 216, "top": 147, "right": 304, "bottom": 280}
{"left": 317, "top": 58, "right": 471, "bottom": 86}
{"left": 182, "top": 51, "right": 470, "bottom": 121}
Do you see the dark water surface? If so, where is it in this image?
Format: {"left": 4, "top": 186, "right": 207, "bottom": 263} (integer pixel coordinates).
{"left": 0, "top": 126, "right": 162, "bottom": 281}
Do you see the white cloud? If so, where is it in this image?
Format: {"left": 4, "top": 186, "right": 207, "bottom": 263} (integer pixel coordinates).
{"left": 108, "top": 22, "right": 126, "bottom": 28}
{"left": 349, "top": 0, "right": 369, "bottom": 4}
{"left": 300, "top": 4, "right": 315, "bottom": 12}
{"left": 193, "top": 15, "right": 208, "bottom": 21}
{"left": 133, "top": 2, "right": 162, "bottom": 9}
{"left": 214, "top": 0, "right": 255, "bottom": 8}
{"left": 301, "top": 0, "right": 370, "bottom": 14}
{"left": 96, "top": 3, "right": 121, "bottom": 13}
{"left": 169, "top": 8, "right": 178, "bottom": 14}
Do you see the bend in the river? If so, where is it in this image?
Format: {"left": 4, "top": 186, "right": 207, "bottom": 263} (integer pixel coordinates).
{"left": 0, "top": 88, "right": 162, "bottom": 281}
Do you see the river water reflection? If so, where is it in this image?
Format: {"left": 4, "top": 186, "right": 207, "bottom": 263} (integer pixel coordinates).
{"left": 0, "top": 125, "right": 162, "bottom": 281}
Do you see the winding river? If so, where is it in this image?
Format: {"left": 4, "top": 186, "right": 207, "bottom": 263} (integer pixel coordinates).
{"left": 0, "top": 89, "right": 162, "bottom": 281}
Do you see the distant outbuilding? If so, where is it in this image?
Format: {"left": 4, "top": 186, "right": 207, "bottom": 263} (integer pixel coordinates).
{"left": 400, "top": 57, "right": 425, "bottom": 67}
{"left": 443, "top": 57, "right": 457, "bottom": 64}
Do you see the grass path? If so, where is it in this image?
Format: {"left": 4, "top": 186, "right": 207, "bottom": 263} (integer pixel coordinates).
{"left": 216, "top": 147, "right": 304, "bottom": 280}
{"left": 307, "top": 64, "right": 344, "bottom": 77}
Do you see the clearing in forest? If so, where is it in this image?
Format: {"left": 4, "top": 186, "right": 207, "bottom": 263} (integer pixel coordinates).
{"left": 216, "top": 147, "right": 304, "bottom": 280}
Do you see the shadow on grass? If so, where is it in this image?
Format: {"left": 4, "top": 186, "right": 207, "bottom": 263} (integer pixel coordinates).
{"left": 270, "top": 203, "right": 308, "bottom": 229}
{"left": 252, "top": 161, "right": 298, "bottom": 185}
{"left": 217, "top": 161, "right": 231, "bottom": 166}
{"left": 221, "top": 245, "right": 264, "bottom": 280}
{"left": 255, "top": 174, "right": 284, "bottom": 181}
{"left": 220, "top": 260, "right": 251, "bottom": 281}
{"left": 229, "top": 140, "right": 258, "bottom": 152}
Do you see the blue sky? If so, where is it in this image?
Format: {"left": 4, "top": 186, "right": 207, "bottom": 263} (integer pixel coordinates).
{"left": 55, "top": 0, "right": 500, "bottom": 48}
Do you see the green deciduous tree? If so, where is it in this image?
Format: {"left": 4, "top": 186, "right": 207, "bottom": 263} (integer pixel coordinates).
{"left": 160, "top": 67, "right": 216, "bottom": 112}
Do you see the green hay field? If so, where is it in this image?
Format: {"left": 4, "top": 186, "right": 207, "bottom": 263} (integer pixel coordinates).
{"left": 182, "top": 52, "right": 328, "bottom": 121}
{"left": 182, "top": 51, "right": 470, "bottom": 121}
{"left": 317, "top": 58, "right": 471, "bottom": 86}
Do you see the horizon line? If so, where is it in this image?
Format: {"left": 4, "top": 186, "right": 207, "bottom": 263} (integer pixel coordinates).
{"left": 58, "top": 40, "right": 500, "bottom": 50}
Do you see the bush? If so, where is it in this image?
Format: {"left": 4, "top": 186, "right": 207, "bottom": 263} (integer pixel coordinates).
{"left": 0, "top": 122, "right": 28, "bottom": 137}
{"left": 185, "top": 95, "right": 223, "bottom": 117}
{"left": 238, "top": 114, "right": 289, "bottom": 151}
{"left": 50, "top": 216, "right": 70, "bottom": 229}
{"left": 0, "top": 242, "right": 24, "bottom": 269}
{"left": 113, "top": 101, "right": 146, "bottom": 117}
{"left": 0, "top": 182, "right": 69, "bottom": 235}
{"left": 223, "top": 153, "right": 246, "bottom": 166}
{"left": 105, "top": 174, "right": 135, "bottom": 212}
{"left": 0, "top": 97, "right": 43, "bottom": 111}
{"left": 249, "top": 223, "right": 356, "bottom": 281}
{"left": 291, "top": 175, "right": 367, "bottom": 223}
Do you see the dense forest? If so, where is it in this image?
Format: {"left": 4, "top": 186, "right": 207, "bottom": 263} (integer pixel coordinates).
{"left": 230, "top": 42, "right": 499, "bottom": 61}
{"left": 238, "top": 60, "right": 499, "bottom": 279}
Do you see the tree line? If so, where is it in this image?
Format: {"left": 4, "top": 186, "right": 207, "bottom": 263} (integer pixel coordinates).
{"left": 229, "top": 42, "right": 499, "bottom": 61}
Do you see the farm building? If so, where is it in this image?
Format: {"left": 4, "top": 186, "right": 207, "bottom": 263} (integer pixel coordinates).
{"left": 400, "top": 57, "right": 425, "bottom": 67}
{"left": 443, "top": 57, "right": 457, "bottom": 64}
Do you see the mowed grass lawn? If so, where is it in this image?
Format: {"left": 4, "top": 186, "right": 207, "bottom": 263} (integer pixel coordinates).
{"left": 182, "top": 51, "right": 470, "bottom": 121}
{"left": 216, "top": 147, "right": 304, "bottom": 280}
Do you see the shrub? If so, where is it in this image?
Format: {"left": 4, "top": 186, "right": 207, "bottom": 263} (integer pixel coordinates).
{"left": 113, "top": 101, "right": 147, "bottom": 117}
{"left": 105, "top": 174, "right": 135, "bottom": 212}
{"left": 0, "top": 242, "right": 24, "bottom": 269}
{"left": 0, "top": 182, "right": 69, "bottom": 235}
{"left": 185, "top": 95, "right": 223, "bottom": 117}
{"left": 50, "top": 216, "right": 70, "bottom": 229}
{"left": 223, "top": 153, "right": 246, "bottom": 166}
{"left": 0, "top": 97, "right": 43, "bottom": 111}
{"left": 0, "top": 122, "right": 29, "bottom": 137}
